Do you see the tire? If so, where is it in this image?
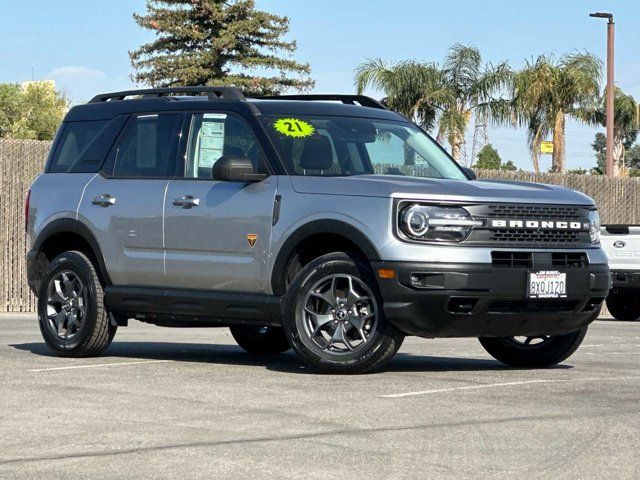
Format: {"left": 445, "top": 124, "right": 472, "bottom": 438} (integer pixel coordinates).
{"left": 37, "top": 251, "right": 116, "bottom": 357}
{"left": 606, "top": 292, "right": 640, "bottom": 321}
{"left": 479, "top": 328, "right": 588, "bottom": 368}
{"left": 282, "top": 252, "right": 404, "bottom": 374}
{"left": 230, "top": 325, "right": 291, "bottom": 354}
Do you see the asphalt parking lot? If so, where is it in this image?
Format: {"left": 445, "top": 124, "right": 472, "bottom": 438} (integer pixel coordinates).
{"left": 0, "top": 314, "right": 638, "bottom": 479}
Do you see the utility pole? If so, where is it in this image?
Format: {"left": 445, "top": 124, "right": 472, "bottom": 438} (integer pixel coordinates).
{"left": 590, "top": 12, "right": 615, "bottom": 176}
{"left": 471, "top": 114, "right": 489, "bottom": 165}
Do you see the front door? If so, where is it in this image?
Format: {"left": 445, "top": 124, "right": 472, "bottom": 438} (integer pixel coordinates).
{"left": 163, "top": 112, "right": 278, "bottom": 292}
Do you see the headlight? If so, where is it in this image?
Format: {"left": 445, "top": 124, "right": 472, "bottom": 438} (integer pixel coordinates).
{"left": 588, "top": 210, "right": 601, "bottom": 244}
{"left": 399, "top": 204, "right": 482, "bottom": 242}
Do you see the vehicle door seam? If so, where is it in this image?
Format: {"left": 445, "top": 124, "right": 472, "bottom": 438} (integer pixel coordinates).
{"left": 75, "top": 173, "right": 99, "bottom": 221}
{"left": 162, "top": 180, "right": 170, "bottom": 277}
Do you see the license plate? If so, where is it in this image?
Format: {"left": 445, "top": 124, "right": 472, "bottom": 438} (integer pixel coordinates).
{"left": 528, "top": 271, "right": 567, "bottom": 298}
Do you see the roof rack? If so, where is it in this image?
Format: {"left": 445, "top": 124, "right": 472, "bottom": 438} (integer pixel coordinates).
{"left": 89, "top": 86, "right": 245, "bottom": 103}
{"left": 257, "top": 94, "right": 387, "bottom": 110}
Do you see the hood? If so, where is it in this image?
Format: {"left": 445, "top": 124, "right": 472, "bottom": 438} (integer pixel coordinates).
{"left": 290, "top": 174, "right": 595, "bottom": 206}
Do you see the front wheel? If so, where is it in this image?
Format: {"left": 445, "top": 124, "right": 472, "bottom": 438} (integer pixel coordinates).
{"left": 479, "top": 328, "right": 588, "bottom": 368}
{"left": 282, "top": 252, "right": 404, "bottom": 374}
{"left": 606, "top": 292, "right": 640, "bottom": 321}
{"left": 230, "top": 325, "right": 291, "bottom": 354}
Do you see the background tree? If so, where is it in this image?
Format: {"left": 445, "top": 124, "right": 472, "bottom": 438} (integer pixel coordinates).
{"left": 475, "top": 144, "right": 501, "bottom": 170}
{"left": 590, "top": 132, "right": 606, "bottom": 174}
{"left": 0, "top": 82, "right": 67, "bottom": 140}
{"left": 581, "top": 88, "right": 638, "bottom": 176}
{"left": 510, "top": 53, "right": 602, "bottom": 173}
{"left": 353, "top": 59, "right": 443, "bottom": 131}
{"left": 625, "top": 143, "right": 640, "bottom": 172}
{"left": 130, "top": 0, "right": 313, "bottom": 95}
{"left": 501, "top": 160, "right": 518, "bottom": 171}
{"left": 473, "top": 144, "right": 517, "bottom": 171}
{"left": 355, "top": 44, "right": 511, "bottom": 163}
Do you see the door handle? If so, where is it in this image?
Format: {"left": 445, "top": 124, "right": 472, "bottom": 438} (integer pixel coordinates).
{"left": 92, "top": 194, "right": 116, "bottom": 207}
{"left": 173, "top": 195, "right": 200, "bottom": 209}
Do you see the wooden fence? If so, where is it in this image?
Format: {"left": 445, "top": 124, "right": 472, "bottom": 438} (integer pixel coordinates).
{"left": 1, "top": 139, "right": 639, "bottom": 312}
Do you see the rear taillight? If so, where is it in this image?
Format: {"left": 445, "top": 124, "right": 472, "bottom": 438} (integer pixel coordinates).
{"left": 25, "top": 189, "right": 31, "bottom": 233}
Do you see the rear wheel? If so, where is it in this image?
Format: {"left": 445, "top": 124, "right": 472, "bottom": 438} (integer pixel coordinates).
{"left": 606, "top": 292, "right": 640, "bottom": 321}
{"left": 230, "top": 325, "right": 291, "bottom": 354}
{"left": 283, "top": 252, "right": 404, "bottom": 374}
{"left": 37, "top": 251, "right": 116, "bottom": 357}
{"left": 479, "top": 328, "right": 588, "bottom": 368}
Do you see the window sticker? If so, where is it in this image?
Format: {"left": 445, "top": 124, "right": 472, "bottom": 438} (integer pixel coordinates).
{"left": 273, "top": 118, "right": 315, "bottom": 138}
{"left": 198, "top": 115, "right": 227, "bottom": 168}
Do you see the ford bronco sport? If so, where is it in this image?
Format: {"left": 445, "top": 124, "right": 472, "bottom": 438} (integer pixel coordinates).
{"left": 26, "top": 87, "right": 610, "bottom": 373}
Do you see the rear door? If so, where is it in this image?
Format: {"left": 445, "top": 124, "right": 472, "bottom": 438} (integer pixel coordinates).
{"left": 78, "top": 113, "right": 183, "bottom": 286}
{"left": 162, "top": 111, "right": 277, "bottom": 292}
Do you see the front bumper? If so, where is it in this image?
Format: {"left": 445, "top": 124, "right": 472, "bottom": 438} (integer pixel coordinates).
{"left": 373, "top": 260, "right": 610, "bottom": 338}
{"left": 610, "top": 269, "right": 640, "bottom": 292}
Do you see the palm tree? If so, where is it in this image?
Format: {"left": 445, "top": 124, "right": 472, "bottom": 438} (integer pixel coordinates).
{"left": 353, "top": 59, "right": 446, "bottom": 132}
{"left": 579, "top": 88, "right": 639, "bottom": 175}
{"left": 354, "top": 44, "right": 511, "bottom": 163}
{"left": 511, "top": 53, "right": 602, "bottom": 173}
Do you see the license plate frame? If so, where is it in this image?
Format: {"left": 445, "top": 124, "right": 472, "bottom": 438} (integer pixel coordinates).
{"left": 528, "top": 270, "right": 567, "bottom": 299}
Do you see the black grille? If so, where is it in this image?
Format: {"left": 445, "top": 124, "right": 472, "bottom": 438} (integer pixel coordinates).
{"left": 456, "top": 203, "right": 592, "bottom": 247}
{"left": 489, "top": 229, "right": 582, "bottom": 244}
{"left": 491, "top": 251, "right": 533, "bottom": 268}
{"left": 484, "top": 205, "right": 585, "bottom": 219}
{"left": 552, "top": 252, "right": 588, "bottom": 268}
{"left": 488, "top": 300, "right": 579, "bottom": 314}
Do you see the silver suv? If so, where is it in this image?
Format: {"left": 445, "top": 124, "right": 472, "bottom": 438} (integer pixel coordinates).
{"left": 26, "top": 87, "right": 610, "bottom": 373}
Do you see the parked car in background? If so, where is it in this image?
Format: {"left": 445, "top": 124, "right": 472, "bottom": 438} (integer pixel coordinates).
{"left": 601, "top": 225, "right": 640, "bottom": 321}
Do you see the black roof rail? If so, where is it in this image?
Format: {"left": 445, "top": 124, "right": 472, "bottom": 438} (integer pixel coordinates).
{"left": 257, "top": 94, "right": 387, "bottom": 110}
{"left": 89, "top": 86, "right": 246, "bottom": 103}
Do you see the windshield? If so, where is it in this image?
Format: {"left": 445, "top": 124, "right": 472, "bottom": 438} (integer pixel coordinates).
{"left": 260, "top": 115, "right": 467, "bottom": 180}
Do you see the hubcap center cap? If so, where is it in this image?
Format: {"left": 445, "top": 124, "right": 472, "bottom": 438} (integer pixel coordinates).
{"left": 335, "top": 308, "right": 348, "bottom": 321}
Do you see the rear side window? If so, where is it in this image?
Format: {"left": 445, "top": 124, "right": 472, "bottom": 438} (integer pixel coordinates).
{"left": 111, "top": 114, "right": 182, "bottom": 178}
{"left": 49, "top": 120, "right": 108, "bottom": 173}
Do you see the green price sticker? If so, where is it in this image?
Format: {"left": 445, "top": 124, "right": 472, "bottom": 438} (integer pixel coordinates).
{"left": 273, "top": 118, "right": 315, "bottom": 138}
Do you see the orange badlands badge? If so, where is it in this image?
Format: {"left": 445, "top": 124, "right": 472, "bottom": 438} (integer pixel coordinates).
{"left": 246, "top": 234, "right": 258, "bottom": 247}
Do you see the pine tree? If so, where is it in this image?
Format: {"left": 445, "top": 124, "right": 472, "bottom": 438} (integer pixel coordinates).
{"left": 474, "top": 144, "right": 502, "bottom": 170}
{"left": 129, "top": 0, "right": 314, "bottom": 95}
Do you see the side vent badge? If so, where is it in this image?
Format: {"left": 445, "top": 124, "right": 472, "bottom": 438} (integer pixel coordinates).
{"left": 246, "top": 234, "right": 258, "bottom": 248}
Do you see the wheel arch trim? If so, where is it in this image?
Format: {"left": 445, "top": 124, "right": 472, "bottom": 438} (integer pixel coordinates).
{"left": 32, "top": 218, "right": 112, "bottom": 285}
{"left": 270, "top": 219, "right": 381, "bottom": 294}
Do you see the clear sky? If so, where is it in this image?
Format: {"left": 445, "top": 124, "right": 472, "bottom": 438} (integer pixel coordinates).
{"left": 1, "top": 0, "right": 638, "bottom": 172}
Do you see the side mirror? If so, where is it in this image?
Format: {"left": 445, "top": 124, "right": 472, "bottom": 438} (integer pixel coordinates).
{"left": 213, "top": 156, "right": 267, "bottom": 182}
{"left": 462, "top": 167, "right": 477, "bottom": 180}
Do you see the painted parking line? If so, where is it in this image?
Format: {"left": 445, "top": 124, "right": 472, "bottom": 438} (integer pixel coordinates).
{"left": 28, "top": 360, "right": 172, "bottom": 372}
{"left": 381, "top": 376, "right": 640, "bottom": 399}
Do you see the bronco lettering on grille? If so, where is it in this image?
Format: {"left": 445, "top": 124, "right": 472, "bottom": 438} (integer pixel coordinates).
{"left": 488, "top": 219, "right": 589, "bottom": 230}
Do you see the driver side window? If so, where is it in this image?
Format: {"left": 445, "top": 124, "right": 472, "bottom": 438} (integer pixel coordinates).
{"left": 184, "top": 113, "right": 268, "bottom": 179}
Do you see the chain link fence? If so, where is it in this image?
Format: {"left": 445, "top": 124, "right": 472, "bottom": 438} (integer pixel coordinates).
{"left": 2, "top": 140, "right": 639, "bottom": 312}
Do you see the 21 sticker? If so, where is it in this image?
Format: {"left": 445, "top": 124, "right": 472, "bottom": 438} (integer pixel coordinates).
{"left": 273, "top": 118, "right": 315, "bottom": 138}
